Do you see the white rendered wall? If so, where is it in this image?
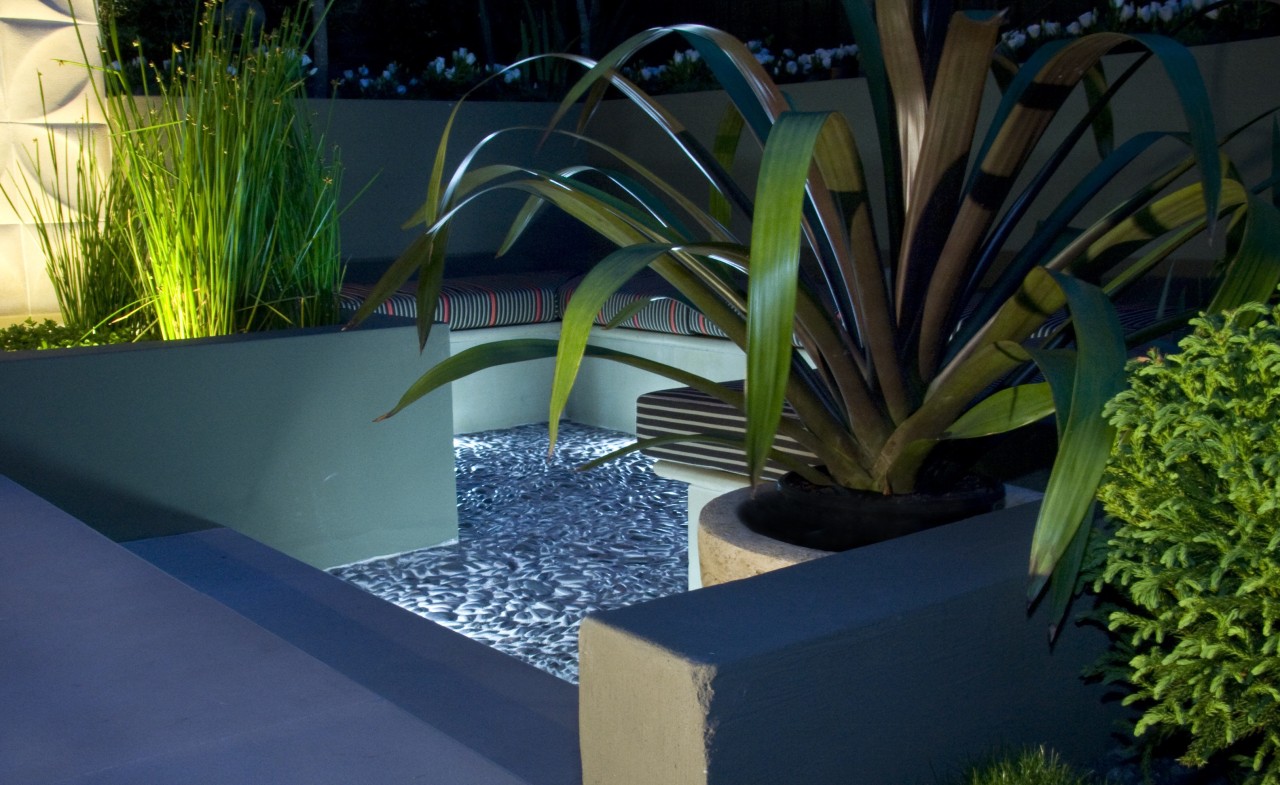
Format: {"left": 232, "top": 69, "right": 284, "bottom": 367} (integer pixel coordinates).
{"left": 0, "top": 0, "right": 103, "bottom": 319}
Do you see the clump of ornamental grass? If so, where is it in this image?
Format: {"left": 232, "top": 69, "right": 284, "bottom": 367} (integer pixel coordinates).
{"left": 0, "top": 85, "right": 146, "bottom": 338}
{"left": 4, "top": 1, "right": 344, "bottom": 341}
{"left": 950, "top": 746, "right": 1100, "bottom": 785}
{"left": 101, "top": 0, "right": 344, "bottom": 339}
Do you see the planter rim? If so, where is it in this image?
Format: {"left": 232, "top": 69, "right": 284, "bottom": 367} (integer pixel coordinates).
{"left": 698, "top": 483, "right": 1044, "bottom": 587}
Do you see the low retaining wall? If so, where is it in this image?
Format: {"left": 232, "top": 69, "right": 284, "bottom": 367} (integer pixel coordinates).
{"left": 579, "top": 495, "right": 1123, "bottom": 785}
{"left": 0, "top": 319, "right": 457, "bottom": 568}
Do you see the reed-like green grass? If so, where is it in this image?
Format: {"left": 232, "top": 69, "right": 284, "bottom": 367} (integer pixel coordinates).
{"left": 0, "top": 86, "right": 144, "bottom": 339}
{"left": 949, "top": 747, "right": 1101, "bottom": 785}
{"left": 103, "top": 0, "right": 343, "bottom": 339}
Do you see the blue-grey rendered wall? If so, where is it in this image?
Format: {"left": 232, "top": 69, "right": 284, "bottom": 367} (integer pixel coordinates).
{"left": 0, "top": 320, "right": 455, "bottom": 568}
{"left": 579, "top": 495, "right": 1124, "bottom": 784}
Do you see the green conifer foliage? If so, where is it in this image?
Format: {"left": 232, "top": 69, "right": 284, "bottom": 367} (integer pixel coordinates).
{"left": 1097, "top": 301, "right": 1280, "bottom": 785}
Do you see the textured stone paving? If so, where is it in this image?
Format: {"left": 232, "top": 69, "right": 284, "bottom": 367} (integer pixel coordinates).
{"left": 328, "top": 422, "right": 688, "bottom": 683}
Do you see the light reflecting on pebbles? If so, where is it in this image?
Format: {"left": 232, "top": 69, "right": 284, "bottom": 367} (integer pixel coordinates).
{"left": 327, "top": 422, "right": 688, "bottom": 683}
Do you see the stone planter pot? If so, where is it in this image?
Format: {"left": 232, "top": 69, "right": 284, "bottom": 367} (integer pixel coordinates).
{"left": 698, "top": 485, "right": 829, "bottom": 586}
{"left": 699, "top": 483, "right": 1040, "bottom": 586}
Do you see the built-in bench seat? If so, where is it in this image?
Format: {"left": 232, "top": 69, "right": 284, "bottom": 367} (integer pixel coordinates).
{"left": 340, "top": 269, "right": 727, "bottom": 337}
{"left": 339, "top": 269, "right": 746, "bottom": 434}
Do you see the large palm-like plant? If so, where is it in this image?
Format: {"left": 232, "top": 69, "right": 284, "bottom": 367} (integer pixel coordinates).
{"left": 352, "top": 0, "right": 1280, "bottom": 623}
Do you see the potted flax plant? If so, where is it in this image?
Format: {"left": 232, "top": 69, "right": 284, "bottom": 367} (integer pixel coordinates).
{"left": 353, "top": 0, "right": 1280, "bottom": 623}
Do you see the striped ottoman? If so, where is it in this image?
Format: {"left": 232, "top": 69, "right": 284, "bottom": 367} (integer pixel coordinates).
{"left": 635, "top": 381, "right": 817, "bottom": 482}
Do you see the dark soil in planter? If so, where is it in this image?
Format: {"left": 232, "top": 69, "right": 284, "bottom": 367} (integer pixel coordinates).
{"left": 737, "top": 471, "right": 1006, "bottom": 552}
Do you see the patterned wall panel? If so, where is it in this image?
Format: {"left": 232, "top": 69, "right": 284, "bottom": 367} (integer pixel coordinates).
{"left": 0, "top": 0, "right": 102, "bottom": 317}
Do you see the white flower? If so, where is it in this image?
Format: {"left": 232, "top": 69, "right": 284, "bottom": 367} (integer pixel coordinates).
{"left": 343, "top": 69, "right": 354, "bottom": 79}
{"left": 396, "top": 84, "right": 406, "bottom": 94}
{"left": 687, "top": 49, "right": 700, "bottom": 62}
{"left": 431, "top": 57, "right": 445, "bottom": 74}
{"left": 641, "top": 66, "right": 657, "bottom": 80}
{"left": 783, "top": 48, "right": 795, "bottom": 58}
{"left": 358, "top": 65, "right": 369, "bottom": 76}
{"left": 1137, "top": 3, "right": 1153, "bottom": 21}
{"left": 673, "top": 50, "right": 684, "bottom": 64}
{"left": 1044, "top": 20, "right": 1062, "bottom": 35}
{"left": 226, "top": 65, "right": 236, "bottom": 75}
{"left": 301, "top": 53, "right": 312, "bottom": 67}
{"left": 821, "top": 55, "right": 833, "bottom": 69}
{"left": 1077, "top": 10, "right": 1095, "bottom": 27}
{"left": 1158, "top": 2, "right": 1175, "bottom": 20}
{"left": 358, "top": 77, "right": 370, "bottom": 88}
{"left": 503, "top": 67, "right": 521, "bottom": 83}
{"left": 1206, "top": 7, "right": 1219, "bottom": 17}
{"left": 1119, "top": 3, "right": 1135, "bottom": 20}
{"left": 1067, "top": 20, "right": 1082, "bottom": 34}
{"left": 785, "top": 60, "right": 798, "bottom": 75}
{"left": 1007, "top": 30, "right": 1027, "bottom": 49}
{"left": 1027, "top": 23, "right": 1042, "bottom": 38}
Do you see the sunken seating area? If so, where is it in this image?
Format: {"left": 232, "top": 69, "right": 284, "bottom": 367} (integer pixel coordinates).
{"left": 339, "top": 266, "right": 1198, "bottom": 591}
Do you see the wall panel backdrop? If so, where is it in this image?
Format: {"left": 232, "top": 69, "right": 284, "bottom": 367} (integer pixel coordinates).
{"left": 0, "top": 0, "right": 102, "bottom": 318}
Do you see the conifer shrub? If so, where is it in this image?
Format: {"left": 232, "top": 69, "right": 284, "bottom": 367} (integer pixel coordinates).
{"left": 1095, "top": 301, "right": 1280, "bottom": 785}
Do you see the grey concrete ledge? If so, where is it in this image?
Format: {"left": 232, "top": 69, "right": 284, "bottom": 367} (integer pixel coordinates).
{"left": 579, "top": 497, "right": 1121, "bottom": 785}
{"left": 1, "top": 475, "right": 579, "bottom": 785}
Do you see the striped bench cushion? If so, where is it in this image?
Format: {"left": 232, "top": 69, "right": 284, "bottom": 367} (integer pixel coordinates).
{"left": 340, "top": 271, "right": 568, "bottom": 330}
{"left": 340, "top": 269, "right": 737, "bottom": 337}
{"left": 559, "top": 272, "right": 730, "bottom": 338}
{"left": 635, "top": 382, "right": 817, "bottom": 482}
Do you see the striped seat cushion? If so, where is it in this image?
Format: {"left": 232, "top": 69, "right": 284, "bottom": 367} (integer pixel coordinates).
{"left": 559, "top": 271, "right": 730, "bottom": 338}
{"left": 340, "top": 271, "right": 568, "bottom": 330}
{"left": 635, "top": 382, "right": 817, "bottom": 482}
